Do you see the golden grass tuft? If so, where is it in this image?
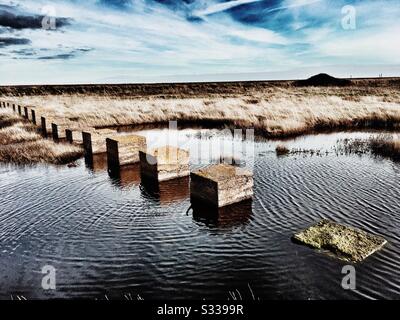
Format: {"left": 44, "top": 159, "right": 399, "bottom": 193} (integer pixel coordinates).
{"left": 0, "top": 122, "right": 41, "bottom": 145}
{"left": 0, "top": 108, "right": 83, "bottom": 165}
{"left": 0, "top": 109, "right": 23, "bottom": 128}
{"left": 0, "top": 140, "right": 83, "bottom": 165}
{"left": 370, "top": 135, "right": 400, "bottom": 160}
{"left": 337, "top": 134, "right": 400, "bottom": 161}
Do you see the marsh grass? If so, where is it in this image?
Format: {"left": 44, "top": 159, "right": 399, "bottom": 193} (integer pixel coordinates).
{"left": 275, "top": 145, "right": 290, "bottom": 156}
{"left": 370, "top": 135, "right": 400, "bottom": 160}
{"left": 0, "top": 140, "right": 83, "bottom": 165}
{"left": 0, "top": 122, "right": 40, "bottom": 145}
{"left": 0, "top": 109, "right": 83, "bottom": 164}
{"left": 12, "top": 85, "right": 400, "bottom": 138}
{"left": 0, "top": 109, "right": 23, "bottom": 128}
{"left": 1, "top": 80, "right": 400, "bottom": 164}
{"left": 337, "top": 134, "right": 400, "bottom": 161}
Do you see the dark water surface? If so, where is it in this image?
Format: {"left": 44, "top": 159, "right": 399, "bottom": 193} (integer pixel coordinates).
{"left": 0, "top": 129, "right": 399, "bottom": 300}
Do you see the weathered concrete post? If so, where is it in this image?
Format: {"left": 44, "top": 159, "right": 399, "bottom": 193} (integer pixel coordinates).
{"left": 139, "top": 146, "right": 190, "bottom": 182}
{"left": 106, "top": 134, "right": 147, "bottom": 170}
{"left": 51, "top": 122, "right": 72, "bottom": 141}
{"left": 24, "top": 106, "right": 29, "bottom": 119}
{"left": 31, "top": 109, "right": 36, "bottom": 125}
{"left": 66, "top": 127, "right": 92, "bottom": 145}
{"left": 18, "top": 105, "right": 22, "bottom": 115}
{"left": 82, "top": 129, "right": 117, "bottom": 157}
{"left": 41, "top": 116, "right": 55, "bottom": 137}
{"left": 12, "top": 104, "right": 16, "bottom": 112}
{"left": 190, "top": 164, "right": 253, "bottom": 208}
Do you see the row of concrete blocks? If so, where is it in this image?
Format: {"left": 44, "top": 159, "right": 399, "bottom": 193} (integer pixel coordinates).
{"left": 82, "top": 130, "right": 254, "bottom": 208}
{"left": 1, "top": 100, "right": 254, "bottom": 208}
{"left": 1, "top": 101, "right": 38, "bottom": 124}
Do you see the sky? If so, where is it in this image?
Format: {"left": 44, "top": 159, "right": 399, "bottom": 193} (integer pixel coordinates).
{"left": 0, "top": 0, "right": 399, "bottom": 84}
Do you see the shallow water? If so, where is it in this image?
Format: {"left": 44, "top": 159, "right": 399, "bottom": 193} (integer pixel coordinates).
{"left": 0, "top": 129, "right": 399, "bottom": 300}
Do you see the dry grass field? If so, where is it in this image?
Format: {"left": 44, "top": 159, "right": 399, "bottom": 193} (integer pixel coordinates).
{"left": 6, "top": 79, "right": 400, "bottom": 137}
{"left": 0, "top": 109, "right": 82, "bottom": 164}
{"left": 1, "top": 76, "right": 399, "bottom": 164}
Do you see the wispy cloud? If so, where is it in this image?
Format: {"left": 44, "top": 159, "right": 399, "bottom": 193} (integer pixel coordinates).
{"left": 0, "top": 0, "right": 399, "bottom": 84}
{"left": 193, "top": 0, "right": 264, "bottom": 17}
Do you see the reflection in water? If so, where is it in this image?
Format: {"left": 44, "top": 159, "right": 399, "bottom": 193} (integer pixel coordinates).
{"left": 85, "top": 153, "right": 108, "bottom": 173}
{"left": 140, "top": 176, "right": 190, "bottom": 205}
{"left": 192, "top": 199, "right": 253, "bottom": 230}
{"left": 108, "top": 163, "right": 141, "bottom": 189}
{"left": 0, "top": 129, "right": 400, "bottom": 300}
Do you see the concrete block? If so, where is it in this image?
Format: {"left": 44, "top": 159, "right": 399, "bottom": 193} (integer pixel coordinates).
{"left": 31, "top": 109, "right": 36, "bottom": 125}
{"left": 51, "top": 122, "right": 73, "bottom": 141}
{"left": 140, "top": 176, "right": 190, "bottom": 205}
{"left": 66, "top": 127, "right": 92, "bottom": 145}
{"left": 23, "top": 106, "right": 29, "bottom": 119}
{"left": 292, "top": 219, "right": 387, "bottom": 263}
{"left": 84, "top": 153, "right": 108, "bottom": 173}
{"left": 190, "top": 164, "right": 253, "bottom": 208}
{"left": 106, "top": 134, "right": 147, "bottom": 169}
{"left": 108, "top": 163, "right": 141, "bottom": 189}
{"left": 40, "top": 116, "right": 56, "bottom": 137}
{"left": 192, "top": 199, "right": 252, "bottom": 229}
{"left": 139, "top": 146, "right": 190, "bottom": 182}
{"left": 82, "top": 128, "right": 116, "bottom": 156}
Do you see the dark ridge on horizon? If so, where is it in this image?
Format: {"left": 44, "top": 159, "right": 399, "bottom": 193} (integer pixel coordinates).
{"left": 294, "top": 73, "right": 352, "bottom": 87}
{"left": 0, "top": 75, "right": 399, "bottom": 97}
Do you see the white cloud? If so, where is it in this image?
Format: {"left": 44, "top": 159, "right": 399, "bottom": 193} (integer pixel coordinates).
{"left": 193, "top": 0, "right": 263, "bottom": 17}
{"left": 0, "top": 0, "right": 399, "bottom": 84}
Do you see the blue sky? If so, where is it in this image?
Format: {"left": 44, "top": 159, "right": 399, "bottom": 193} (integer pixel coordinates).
{"left": 0, "top": 0, "right": 399, "bottom": 84}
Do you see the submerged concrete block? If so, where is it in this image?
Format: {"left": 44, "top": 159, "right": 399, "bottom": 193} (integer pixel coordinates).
{"left": 139, "top": 146, "right": 190, "bottom": 182}
{"left": 292, "top": 219, "right": 387, "bottom": 262}
{"left": 82, "top": 129, "right": 116, "bottom": 156}
{"left": 192, "top": 199, "right": 253, "bottom": 229}
{"left": 108, "top": 163, "right": 142, "bottom": 189}
{"left": 106, "top": 134, "right": 147, "bottom": 169}
{"left": 84, "top": 153, "right": 108, "bottom": 173}
{"left": 140, "top": 176, "right": 190, "bottom": 205}
{"left": 190, "top": 164, "right": 254, "bottom": 208}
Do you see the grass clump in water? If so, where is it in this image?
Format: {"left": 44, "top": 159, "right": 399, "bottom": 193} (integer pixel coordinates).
{"left": 337, "top": 134, "right": 400, "bottom": 161}
{"left": 275, "top": 144, "right": 290, "bottom": 156}
{"left": 370, "top": 134, "right": 400, "bottom": 160}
